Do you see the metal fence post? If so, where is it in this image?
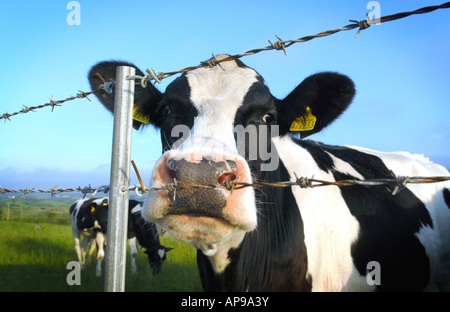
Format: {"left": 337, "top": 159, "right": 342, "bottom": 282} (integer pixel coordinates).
{"left": 104, "top": 65, "right": 135, "bottom": 292}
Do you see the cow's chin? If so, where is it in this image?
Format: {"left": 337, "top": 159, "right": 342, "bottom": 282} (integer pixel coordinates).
{"left": 143, "top": 190, "right": 257, "bottom": 255}
{"left": 157, "top": 214, "right": 241, "bottom": 254}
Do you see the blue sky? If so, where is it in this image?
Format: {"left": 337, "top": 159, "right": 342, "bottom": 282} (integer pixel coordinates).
{"left": 1, "top": 0, "right": 449, "bottom": 190}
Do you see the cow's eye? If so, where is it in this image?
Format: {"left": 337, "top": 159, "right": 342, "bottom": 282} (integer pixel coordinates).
{"left": 262, "top": 113, "right": 274, "bottom": 124}
{"left": 161, "top": 105, "right": 171, "bottom": 116}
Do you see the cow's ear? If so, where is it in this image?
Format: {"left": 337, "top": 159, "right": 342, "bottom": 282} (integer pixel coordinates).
{"left": 276, "top": 72, "right": 355, "bottom": 138}
{"left": 88, "top": 61, "right": 164, "bottom": 130}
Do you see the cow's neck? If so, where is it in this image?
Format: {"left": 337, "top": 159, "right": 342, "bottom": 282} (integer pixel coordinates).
{"left": 208, "top": 139, "right": 312, "bottom": 291}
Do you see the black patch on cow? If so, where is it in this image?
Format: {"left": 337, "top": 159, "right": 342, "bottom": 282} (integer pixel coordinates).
{"left": 157, "top": 75, "right": 197, "bottom": 152}
{"left": 297, "top": 139, "right": 433, "bottom": 291}
{"left": 234, "top": 82, "right": 276, "bottom": 128}
{"left": 216, "top": 159, "right": 311, "bottom": 291}
{"left": 443, "top": 189, "right": 450, "bottom": 210}
{"left": 197, "top": 250, "right": 221, "bottom": 292}
{"left": 233, "top": 81, "right": 278, "bottom": 177}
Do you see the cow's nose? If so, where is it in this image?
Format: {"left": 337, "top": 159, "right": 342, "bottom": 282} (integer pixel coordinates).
{"left": 163, "top": 158, "right": 238, "bottom": 216}
{"left": 167, "top": 158, "right": 238, "bottom": 186}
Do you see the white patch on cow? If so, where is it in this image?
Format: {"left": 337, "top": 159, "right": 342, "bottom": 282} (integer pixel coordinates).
{"left": 272, "top": 136, "right": 372, "bottom": 291}
{"left": 181, "top": 55, "right": 259, "bottom": 157}
{"left": 209, "top": 230, "right": 246, "bottom": 274}
{"left": 131, "top": 203, "right": 142, "bottom": 214}
{"left": 158, "top": 248, "right": 165, "bottom": 259}
{"left": 347, "top": 145, "right": 450, "bottom": 290}
{"left": 324, "top": 151, "right": 365, "bottom": 180}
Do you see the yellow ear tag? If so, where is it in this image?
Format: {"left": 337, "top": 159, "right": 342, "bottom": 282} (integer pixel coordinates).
{"left": 91, "top": 206, "right": 95, "bottom": 212}
{"left": 289, "top": 106, "right": 316, "bottom": 131}
{"left": 133, "top": 106, "right": 150, "bottom": 125}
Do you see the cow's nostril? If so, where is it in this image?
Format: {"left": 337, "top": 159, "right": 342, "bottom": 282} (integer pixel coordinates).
{"left": 166, "top": 162, "right": 177, "bottom": 181}
{"left": 168, "top": 167, "right": 177, "bottom": 181}
{"left": 157, "top": 159, "right": 178, "bottom": 184}
{"left": 218, "top": 172, "right": 237, "bottom": 185}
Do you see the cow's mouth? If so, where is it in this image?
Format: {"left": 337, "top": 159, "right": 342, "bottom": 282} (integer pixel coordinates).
{"left": 171, "top": 210, "right": 226, "bottom": 219}
{"left": 161, "top": 191, "right": 241, "bottom": 250}
{"left": 167, "top": 208, "right": 234, "bottom": 228}
{"left": 157, "top": 213, "right": 237, "bottom": 252}
{"left": 144, "top": 153, "right": 258, "bottom": 251}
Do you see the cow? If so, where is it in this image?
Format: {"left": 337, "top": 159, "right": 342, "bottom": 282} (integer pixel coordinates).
{"left": 88, "top": 56, "right": 450, "bottom": 291}
{"left": 70, "top": 197, "right": 108, "bottom": 277}
{"left": 127, "top": 199, "right": 173, "bottom": 275}
{"left": 70, "top": 198, "right": 172, "bottom": 276}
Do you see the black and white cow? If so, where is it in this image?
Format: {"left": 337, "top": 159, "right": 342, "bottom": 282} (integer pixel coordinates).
{"left": 70, "top": 198, "right": 171, "bottom": 276}
{"left": 127, "top": 199, "right": 173, "bottom": 275}
{"left": 70, "top": 198, "right": 108, "bottom": 277}
{"left": 88, "top": 56, "right": 450, "bottom": 291}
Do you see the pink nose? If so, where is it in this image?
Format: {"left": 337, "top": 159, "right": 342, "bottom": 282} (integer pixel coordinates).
{"left": 153, "top": 157, "right": 245, "bottom": 216}
{"left": 166, "top": 158, "right": 238, "bottom": 186}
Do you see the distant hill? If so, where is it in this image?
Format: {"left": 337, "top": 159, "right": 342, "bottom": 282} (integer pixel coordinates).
{"left": 0, "top": 192, "right": 146, "bottom": 201}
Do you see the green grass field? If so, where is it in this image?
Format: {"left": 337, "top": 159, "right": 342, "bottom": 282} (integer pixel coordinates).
{"left": 0, "top": 198, "right": 203, "bottom": 292}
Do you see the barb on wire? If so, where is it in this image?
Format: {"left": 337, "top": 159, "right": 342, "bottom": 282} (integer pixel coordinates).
{"left": 1, "top": 175, "right": 449, "bottom": 198}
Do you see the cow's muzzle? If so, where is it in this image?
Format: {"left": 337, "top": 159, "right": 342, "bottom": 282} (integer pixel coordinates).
{"left": 165, "top": 158, "right": 237, "bottom": 217}
{"left": 143, "top": 153, "right": 257, "bottom": 252}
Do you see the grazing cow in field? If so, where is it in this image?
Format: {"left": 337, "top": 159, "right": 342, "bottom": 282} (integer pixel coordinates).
{"left": 70, "top": 198, "right": 108, "bottom": 277}
{"left": 70, "top": 198, "right": 172, "bottom": 276}
{"left": 88, "top": 56, "right": 450, "bottom": 291}
{"left": 127, "top": 200, "right": 173, "bottom": 275}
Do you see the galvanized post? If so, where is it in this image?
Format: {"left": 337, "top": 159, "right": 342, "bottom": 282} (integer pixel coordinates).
{"left": 104, "top": 65, "right": 135, "bottom": 292}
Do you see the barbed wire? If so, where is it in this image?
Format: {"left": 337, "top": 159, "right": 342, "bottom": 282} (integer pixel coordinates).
{"left": 132, "top": 2, "right": 450, "bottom": 85}
{"left": 1, "top": 2, "right": 449, "bottom": 122}
{"left": 1, "top": 175, "right": 449, "bottom": 199}
{"left": 0, "top": 184, "right": 110, "bottom": 199}
{"left": 1, "top": 89, "right": 100, "bottom": 123}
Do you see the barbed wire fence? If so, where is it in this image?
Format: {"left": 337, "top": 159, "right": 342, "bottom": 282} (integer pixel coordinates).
{"left": 1, "top": 173, "right": 450, "bottom": 199}
{"left": 1, "top": 2, "right": 449, "bottom": 198}
{"left": 2, "top": 2, "right": 450, "bottom": 122}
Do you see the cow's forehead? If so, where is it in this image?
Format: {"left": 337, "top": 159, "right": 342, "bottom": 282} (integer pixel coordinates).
{"left": 175, "top": 56, "right": 262, "bottom": 117}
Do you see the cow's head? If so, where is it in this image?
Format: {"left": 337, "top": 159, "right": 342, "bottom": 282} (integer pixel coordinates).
{"left": 89, "top": 56, "right": 355, "bottom": 255}
{"left": 146, "top": 246, "right": 173, "bottom": 275}
{"left": 91, "top": 198, "right": 109, "bottom": 233}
